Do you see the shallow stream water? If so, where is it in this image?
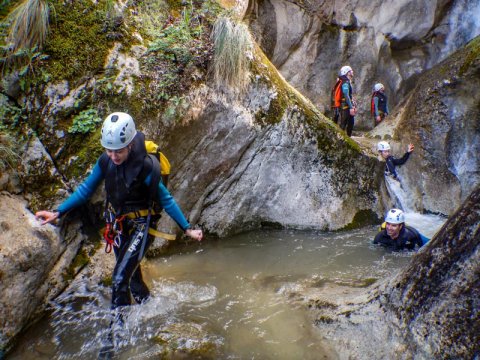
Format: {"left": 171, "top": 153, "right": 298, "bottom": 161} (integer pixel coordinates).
{"left": 8, "top": 214, "right": 445, "bottom": 360}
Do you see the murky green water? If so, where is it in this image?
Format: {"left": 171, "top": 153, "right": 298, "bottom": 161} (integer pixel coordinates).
{"left": 7, "top": 214, "right": 445, "bottom": 359}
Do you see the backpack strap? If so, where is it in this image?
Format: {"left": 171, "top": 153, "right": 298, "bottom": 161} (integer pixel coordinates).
{"left": 137, "top": 154, "right": 162, "bottom": 261}
{"left": 142, "top": 153, "right": 160, "bottom": 207}
{"left": 98, "top": 152, "right": 114, "bottom": 212}
{"left": 98, "top": 152, "right": 110, "bottom": 174}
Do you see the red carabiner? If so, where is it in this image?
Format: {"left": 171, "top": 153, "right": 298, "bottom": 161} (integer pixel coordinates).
{"left": 103, "top": 223, "right": 115, "bottom": 253}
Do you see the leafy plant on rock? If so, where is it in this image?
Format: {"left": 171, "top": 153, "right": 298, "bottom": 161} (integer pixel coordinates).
{"left": 68, "top": 108, "right": 102, "bottom": 134}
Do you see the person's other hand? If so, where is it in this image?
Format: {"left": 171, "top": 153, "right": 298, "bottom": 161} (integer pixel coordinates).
{"left": 35, "top": 210, "right": 59, "bottom": 225}
{"left": 185, "top": 228, "right": 203, "bottom": 241}
{"left": 407, "top": 143, "right": 415, "bottom": 153}
{"left": 350, "top": 108, "right": 356, "bottom": 116}
{"left": 375, "top": 115, "right": 381, "bottom": 123}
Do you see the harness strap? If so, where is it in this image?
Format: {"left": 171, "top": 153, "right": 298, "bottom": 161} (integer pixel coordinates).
{"left": 138, "top": 154, "right": 161, "bottom": 261}
{"left": 148, "top": 228, "right": 177, "bottom": 241}
{"left": 124, "top": 209, "right": 161, "bottom": 219}
{"left": 123, "top": 209, "right": 176, "bottom": 240}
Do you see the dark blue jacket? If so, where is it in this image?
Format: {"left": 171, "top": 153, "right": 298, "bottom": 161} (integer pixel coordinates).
{"left": 385, "top": 152, "right": 410, "bottom": 178}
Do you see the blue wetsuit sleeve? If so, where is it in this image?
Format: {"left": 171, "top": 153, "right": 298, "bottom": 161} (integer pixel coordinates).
{"left": 386, "top": 101, "right": 389, "bottom": 115}
{"left": 373, "top": 97, "right": 379, "bottom": 116}
{"left": 420, "top": 233, "right": 430, "bottom": 246}
{"left": 56, "top": 161, "right": 104, "bottom": 215}
{"left": 341, "top": 83, "right": 353, "bottom": 108}
{"left": 145, "top": 174, "right": 191, "bottom": 231}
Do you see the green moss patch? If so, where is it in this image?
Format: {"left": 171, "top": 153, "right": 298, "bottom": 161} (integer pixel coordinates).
{"left": 43, "top": 0, "right": 114, "bottom": 81}
{"left": 341, "top": 209, "right": 380, "bottom": 231}
{"left": 460, "top": 36, "right": 480, "bottom": 75}
{"left": 62, "top": 248, "right": 90, "bottom": 282}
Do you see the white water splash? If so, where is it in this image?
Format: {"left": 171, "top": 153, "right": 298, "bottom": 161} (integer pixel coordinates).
{"left": 47, "top": 279, "right": 183, "bottom": 359}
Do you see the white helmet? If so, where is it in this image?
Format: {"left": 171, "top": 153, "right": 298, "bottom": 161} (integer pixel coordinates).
{"left": 373, "top": 83, "right": 384, "bottom": 92}
{"left": 377, "top": 141, "right": 391, "bottom": 151}
{"left": 339, "top": 65, "right": 353, "bottom": 76}
{"left": 101, "top": 112, "right": 137, "bottom": 150}
{"left": 385, "top": 209, "right": 405, "bottom": 224}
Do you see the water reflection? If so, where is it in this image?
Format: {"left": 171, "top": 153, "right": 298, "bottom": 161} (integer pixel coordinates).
{"left": 8, "top": 216, "right": 445, "bottom": 359}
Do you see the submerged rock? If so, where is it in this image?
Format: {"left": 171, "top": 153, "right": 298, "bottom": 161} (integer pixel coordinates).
{"left": 153, "top": 322, "right": 223, "bottom": 359}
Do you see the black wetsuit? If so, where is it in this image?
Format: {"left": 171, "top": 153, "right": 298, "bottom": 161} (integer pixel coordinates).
{"left": 385, "top": 152, "right": 410, "bottom": 179}
{"left": 373, "top": 225, "right": 423, "bottom": 251}
{"left": 99, "top": 132, "right": 163, "bottom": 308}
{"left": 58, "top": 132, "right": 190, "bottom": 309}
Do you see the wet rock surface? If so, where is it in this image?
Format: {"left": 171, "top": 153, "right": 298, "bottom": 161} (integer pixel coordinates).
{"left": 307, "top": 186, "right": 480, "bottom": 359}
{"left": 0, "top": 193, "right": 85, "bottom": 353}
{"left": 376, "top": 37, "right": 480, "bottom": 215}
{"left": 248, "top": 0, "right": 480, "bottom": 129}
{"left": 384, "top": 185, "right": 480, "bottom": 359}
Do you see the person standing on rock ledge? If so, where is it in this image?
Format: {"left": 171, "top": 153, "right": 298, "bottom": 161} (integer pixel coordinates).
{"left": 337, "top": 65, "right": 357, "bottom": 137}
{"left": 35, "top": 112, "right": 203, "bottom": 310}
{"left": 373, "top": 209, "right": 429, "bottom": 250}
{"left": 371, "top": 83, "right": 389, "bottom": 127}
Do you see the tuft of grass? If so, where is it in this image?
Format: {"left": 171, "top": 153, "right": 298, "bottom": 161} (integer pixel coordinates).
{"left": 211, "top": 16, "right": 252, "bottom": 92}
{"left": 1, "top": 0, "right": 49, "bottom": 72}
{"left": 0, "top": 134, "right": 21, "bottom": 171}
{"left": 6, "top": 0, "right": 50, "bottom": 52}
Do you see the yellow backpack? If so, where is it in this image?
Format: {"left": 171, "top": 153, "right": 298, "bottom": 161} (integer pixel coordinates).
{"left": 145, "top": 140, "right": 171, "bottom": 187}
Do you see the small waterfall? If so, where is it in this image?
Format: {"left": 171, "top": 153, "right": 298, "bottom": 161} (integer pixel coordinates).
{"left": 384, "top": 176, "right": 415, "bottom": 212}
{"left": 384, "top": 176, "right": 446, "bottom": 239}
{"left": 440, "top": 0, "right": 480, "bottom": 60}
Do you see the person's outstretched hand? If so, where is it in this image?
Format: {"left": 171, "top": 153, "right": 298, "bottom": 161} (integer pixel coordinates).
{"left": 185, "top": 228, "right": 203, "bottom": 241}
{"left": 35, "top": 210, "right": 59, "bottom": 225}
{"left": 407, "top": 143, "right": 415, "bottom": 153}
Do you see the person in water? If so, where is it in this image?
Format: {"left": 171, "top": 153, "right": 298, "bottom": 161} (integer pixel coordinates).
{"left": 36, "top": 112, "right": 203, "bottom": 309}
{"left": 373, "top": 209, "right": 429, "bottom": 251}
{"left": 377, "top": 141, "right": 414, "bottom": 180}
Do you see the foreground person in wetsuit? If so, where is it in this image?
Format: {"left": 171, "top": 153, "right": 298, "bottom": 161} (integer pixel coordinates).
{"left": 36, "top": 112, "right": 202, "bottom": 306}
{"left": 373, "top": 209, "right": 429, "bottom": 251}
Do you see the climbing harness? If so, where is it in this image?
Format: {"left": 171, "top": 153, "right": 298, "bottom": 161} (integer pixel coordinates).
{"left": 102, "top": 206, "right": 176, "bottom": 253}
{"left": 100, "top": 135, "right": 176, "bottom": 253}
